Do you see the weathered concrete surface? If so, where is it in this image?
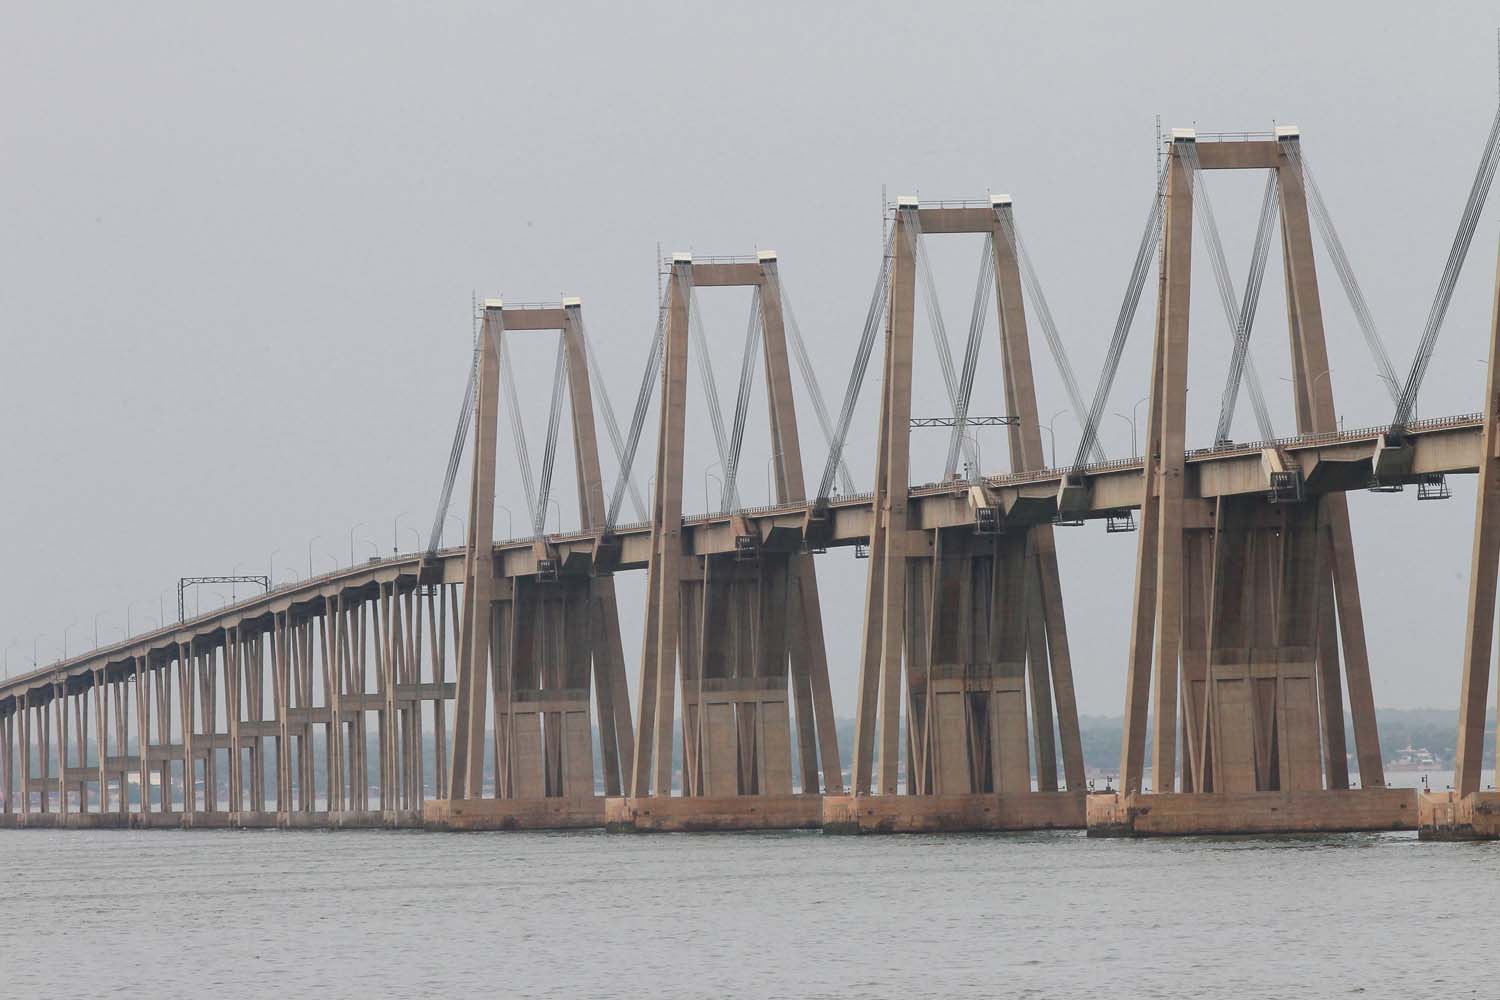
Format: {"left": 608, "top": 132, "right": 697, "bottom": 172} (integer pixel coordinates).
{"left": 423, "top": 797, "right": 605, "bottom": 831}
{"left": 0, "top": 809, "right": 424, "bottom": 831}
{"left": 1086, "top": 789, "right": 1417, "bottom": 837}
{"left": 604, "top": 794, "right": 822, "bottom": 832}
{"left": 3, "top": 811, "right": 127, "bottom": 830}
{"left": 1418, "top": 790, "right": 1500, "bottom": 840}
{"left": 821, "top": 791, "right": 1086, "bottom": 834}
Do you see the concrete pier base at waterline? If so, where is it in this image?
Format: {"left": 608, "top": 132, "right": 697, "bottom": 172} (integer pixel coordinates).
{"left": 1417, "top": 790, "right": 1500, "bottom": 840}
{"left": 604, "top": 794, "right": 823, "bottom": 832}
{"left": 820, "top": 791, "right": 1087, "bottom": 834}
{"left": 422, "top": 797, "right": 606, "bottom": 831}
{"left": 1086, "top": 788, "right": 1418, "bottom": 837}
{"left": 0, "top": 809, "right": 424, "bottom": 830}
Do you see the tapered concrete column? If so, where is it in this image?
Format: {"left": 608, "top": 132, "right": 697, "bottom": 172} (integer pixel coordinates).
{"left": 449, "top": 304, "right": 503, "bottom": 800}
{"left": 1140, "top": 140, "right": 1195, "bottom": 793}
{"left": 637, "top": 259, "right": 692, "bottom": 797}
{"left": 853, "top": 205, "right": 917, "bottom": 796}
{"left": 561, "top": 300, "right": 635, "bottom": 796}
{"left": 1119, "top": 240, "right": 1169, "bottom": 793}
{"left": 1278, "top": 134, "right": 1382, "bottom": 786}
{"left": 1455, "top": 230, "right": 1500, "bottom": 797}
{"left": 992, "top": 202, "right": 1085, "bottom": 789}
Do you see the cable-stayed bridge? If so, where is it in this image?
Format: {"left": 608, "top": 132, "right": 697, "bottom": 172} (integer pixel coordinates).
{"left": 6, "top": 122, "right": 1500, "bottom": 838}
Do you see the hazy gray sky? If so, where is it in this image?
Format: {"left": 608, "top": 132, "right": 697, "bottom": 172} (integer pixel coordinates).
{"left": 3, "top": 1, "right": 1499, "bottom": 716}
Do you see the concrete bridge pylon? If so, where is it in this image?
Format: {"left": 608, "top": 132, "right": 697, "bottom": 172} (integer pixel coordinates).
{"left": 1091, "top": 128, "right": 1410, "bottom": 836}
{"left": 610, "top": 251, "right": 845, "bottom": 832}
{"left": 823, "top": 195, "right": 1089, "bottom": 833}
{"left": 429, "top": 298, "right": 635, "bottom": 830}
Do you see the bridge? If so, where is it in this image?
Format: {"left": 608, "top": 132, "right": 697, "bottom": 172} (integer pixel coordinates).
{"left": 6, "top": 123, "right": 1500, "bottom": 837}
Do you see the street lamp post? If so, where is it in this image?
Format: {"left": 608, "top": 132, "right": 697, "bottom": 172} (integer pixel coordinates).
{"left": 307, "top": 535, "right": 321, "bottom": 578}
{"left": 1113, "top": 412, "right": 1136, "bottom": 458}
{"left": 767, "top": 452, "right": 787, "bottom": 506}
{"left": 541, "top": 498, "right": 562, "bottom": 536}
{"left": 93, "top": 611, "right": 109, "bottom": 649}
{"left": 703, "top": 460, "right": 723, "bottom": 514}
{"left": 1284, "top": 369, "right": 1333, "bottom": 399}
{"left": 495, "top": 504, "right": 513, "bottom": 539}
{"left": 1043, "top": 409, "right": 1069, "bottom": 469}
{"left": 348, "top": 522, "right": 367, "bottom": 566}
{"left": 393, "top": 511, "right": 409, "bottom": 554}
{"left": 958, "top": 433, "right": 981, "bottom": 482}
{"left": 63, "top": 620, "right": 77, "bottom": 659}
{"left": 706, "top": 471, "right": 723, "bottom": 514}
{"left": 33, "top": 633, "right": 46, "bottom": 668}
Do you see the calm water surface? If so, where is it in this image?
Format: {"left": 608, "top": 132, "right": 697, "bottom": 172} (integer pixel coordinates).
{"left": 2, "top": 816, "right": 1495, "bottom": 999}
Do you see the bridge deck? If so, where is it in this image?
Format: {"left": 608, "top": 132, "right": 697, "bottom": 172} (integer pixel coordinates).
{"left": 0, "top": 412, "right": 1479, "bottom": 706}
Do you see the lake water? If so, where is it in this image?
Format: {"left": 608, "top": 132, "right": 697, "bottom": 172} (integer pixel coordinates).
{"left": 3, "top": 811, "right": 1496, "bottom": 999}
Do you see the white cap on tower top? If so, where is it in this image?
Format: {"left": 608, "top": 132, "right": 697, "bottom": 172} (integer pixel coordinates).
{"left": 1275, "top": 124, "right": 1301, "bottom": 140}
{"left": 483, "top": 297, "right": 504, "bottom": 310}
{"left": 1171, "top": 127, "right": 1196, "bottom": 142}
{"left": 990, "top": 193, "right": 1012, "bottom": 207}
{"left": 757, "top": 249, "right": 777, "bottom": 262}
{"left": 896, "top": 195, "right": 919, "bottom": 208}
{"left": 671, "top": 252, "right": 692, "bottom": 264}
{"left": 562, "top": 296, "right": 582, "bottom": 307}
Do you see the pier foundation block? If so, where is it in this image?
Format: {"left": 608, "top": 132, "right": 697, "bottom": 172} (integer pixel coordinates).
{"left": 423, "top": 797, "right": 605, "bottom": 831}
{"left": 821, "top": 791, "right": 1086, "bottom": 834}
{"left": 604, "top": 794, "right": 822, "bottom": 832}
{"left": 1418, "top": 791, "right": 1500, "bottom": 840}
{"left": 1086, "top": 788, "right": 1417, "bottom": 836}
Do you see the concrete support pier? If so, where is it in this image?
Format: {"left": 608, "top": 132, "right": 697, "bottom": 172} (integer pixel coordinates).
{"left": 839, "top": 198, "right": 1089, "bottom": 836}
{"left": 1087, "top": 789, "right": 1416, "bottom": 837}
{"left": 1104, "top": 131, "right": 1397, "bottom": 839}
{"left": 1418, "top": 791, "right": 1500, "bottom": 840}
{"left": 621, "top": 254, "right": 844, "bottom": 832}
